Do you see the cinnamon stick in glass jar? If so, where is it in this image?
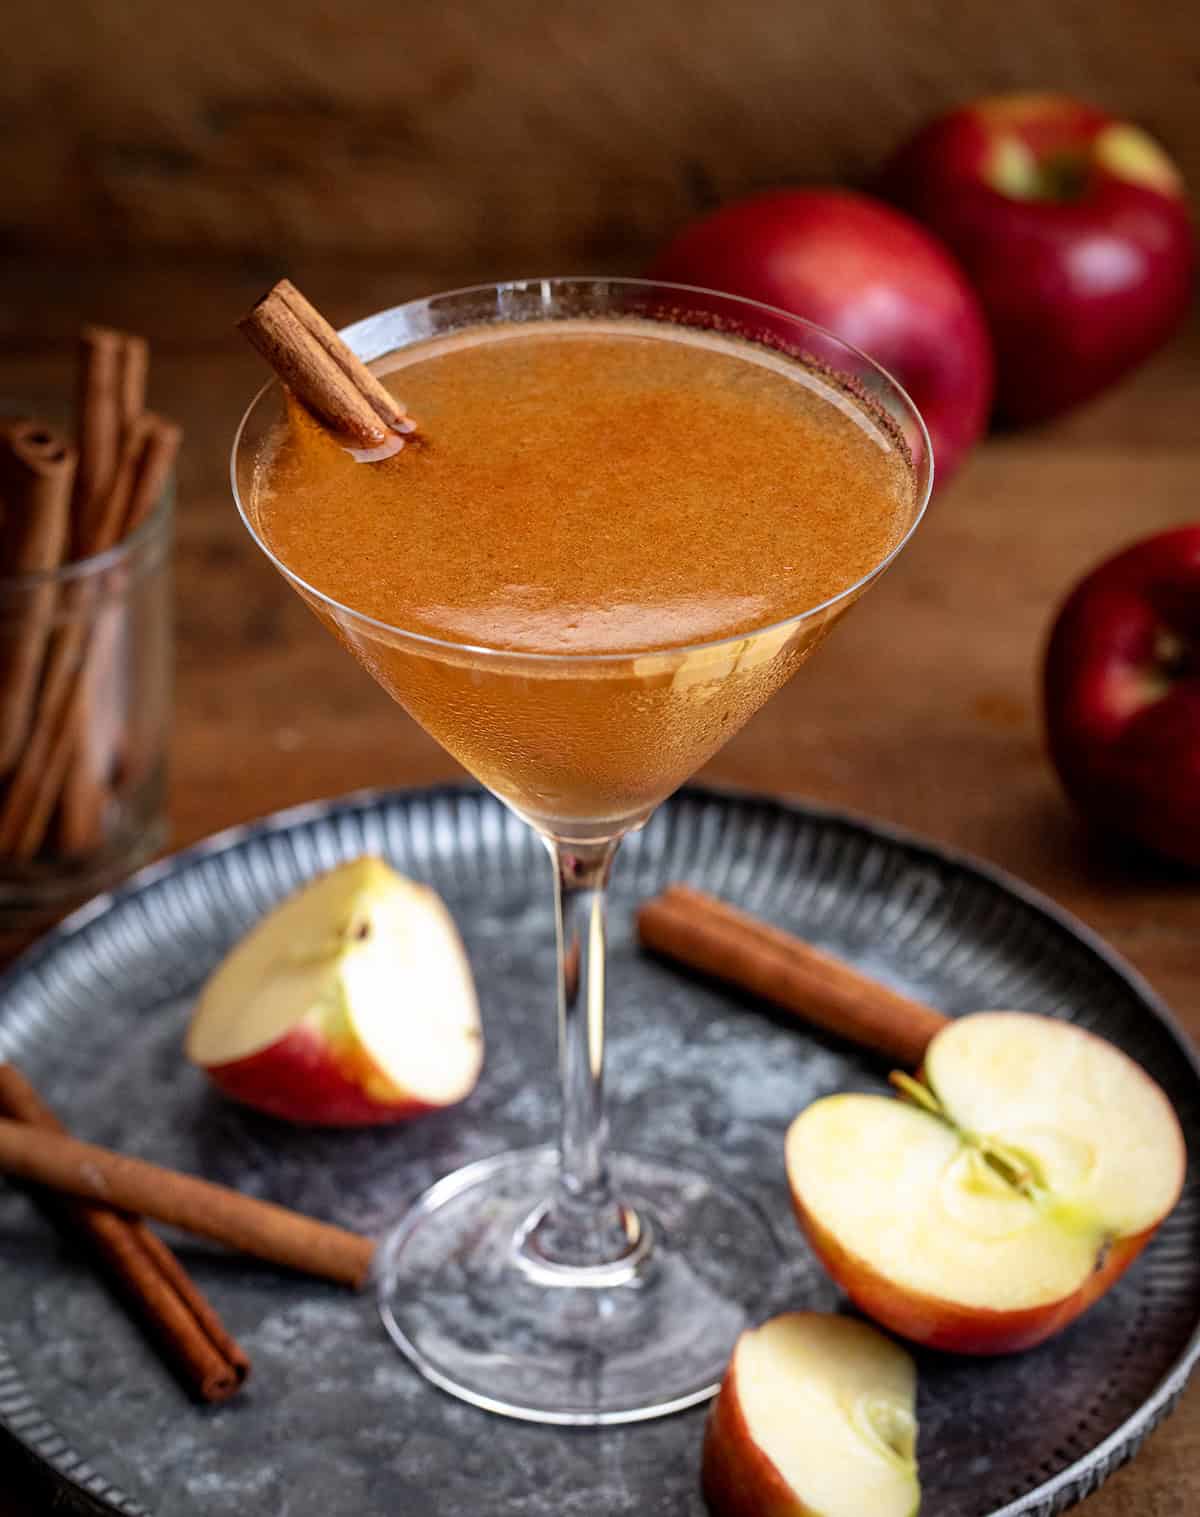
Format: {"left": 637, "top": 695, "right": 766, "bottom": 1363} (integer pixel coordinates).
{"left": 0, "top": 420, "right": 75, "bottom": 773}
{"left": 0, "top": 325, "right": 178, "bottom": 912}
{"left": 71, "top": 325, "right": 148, "bottom": 554}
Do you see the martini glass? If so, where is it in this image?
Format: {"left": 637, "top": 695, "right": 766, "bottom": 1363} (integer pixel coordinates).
{"left": 232, "top": 277, "right": 932, "bottom": 1425}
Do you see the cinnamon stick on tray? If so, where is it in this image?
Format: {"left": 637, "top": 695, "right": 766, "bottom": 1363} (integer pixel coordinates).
{"left": 238, "top": 278, "right": 415, "bottom": 450}
{"left": 637, "top": 884, "right": 948, "bottom": 1067}
{"left": 0, "top": 421, "right": 76, "bottom": 773}
{"left": 0, "top": 1115, "right": 376, "bottom": 1290}
{"left": 0, "top": 1065, "right": 249, "bottom": 1404}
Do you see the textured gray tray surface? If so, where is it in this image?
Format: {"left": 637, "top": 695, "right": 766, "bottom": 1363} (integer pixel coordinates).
{"left": 0, "top": 785, "right": 1197, "bottom": 1517}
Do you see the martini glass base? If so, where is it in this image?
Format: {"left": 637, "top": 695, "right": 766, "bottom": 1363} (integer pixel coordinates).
{"left": 377, "top": 1146, "right": 788, "bottom": 1425}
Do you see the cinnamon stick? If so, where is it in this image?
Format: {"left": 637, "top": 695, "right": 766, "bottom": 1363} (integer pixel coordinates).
{"left": 0, "top": 1065, "right": 249, "bottom": 1403}
{"left": 0, "top": 420, "right": 76, "bottom": 773}
{"left": 58, "top": 413, "right": 181, "bottom": 855}
{"left": 73, "top": 407, "right": 154, "bottom": 563}
{"left": 238, "top": 278, "right": 414, "bottom": 450}
{"left": 0, "top": 616, "right": 89, "bottom": 859}
{"left": 71, "top": 327, "right": 146, "bottom": 555}
{"left": 637, "top": 884, "right": 948, "bottom": 1067}
{"left": 119, "top": 413, "right": 181, "bottom": 537}
{"left": 56, "top": 613, "right": 120, "bottom": 857}
{"left": 116, "top": 334, "right": 149, "bottom": 430}
{"left": 0, "top": 1118, "right": 376, "bottom": 1289}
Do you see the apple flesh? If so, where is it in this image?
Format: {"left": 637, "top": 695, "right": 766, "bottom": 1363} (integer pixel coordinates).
{"left": 186, "top": 857, "right": 483, "bottom": 1126}
{"left": 648, "top": 187, "right": 993, "bottom": 486}
{"left": 884, "top": 92, "right": 1194, "bottom": 424}
{"left": 1044, "top": 524, "right": 1200, "bottom": 868}
{"left": 702, "top": 1313, "right": 919, "bottom": 1517}
{"left": 786, "top": 1012, "right": 1185, "bottom": 1354}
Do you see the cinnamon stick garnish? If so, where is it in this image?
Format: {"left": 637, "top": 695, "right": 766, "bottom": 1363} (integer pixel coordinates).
{"left": 0, "top": 420, "right": 76, "bottom": 773}
{"left": 638, "top": 884, "right": 948, "bottom": 1067}
{"left": 0, "top": 1064, "right": 249, "bottom": 1403}
{"left": 0, "top": 1118, "right": 376, "bottom": 1289}
{"left": 238, "top": 278, "right": 415, "bottom": 450}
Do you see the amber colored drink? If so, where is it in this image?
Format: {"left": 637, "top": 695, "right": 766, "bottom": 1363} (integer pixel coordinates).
{"left": 250, "top": 319, "right": 916, "bottom": 840}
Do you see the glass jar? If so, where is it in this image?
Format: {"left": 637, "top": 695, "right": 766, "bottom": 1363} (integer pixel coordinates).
{"left": 0, "top": 483, "right": 172, "bottom": 931}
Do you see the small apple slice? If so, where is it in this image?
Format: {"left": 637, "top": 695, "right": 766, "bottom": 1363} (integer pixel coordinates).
{"left": 186, "top": 857, "right": 483, "bottom": 1126}
{"left": 786, "top": 1012, "right": 1185, "bottom": 1354}
{"left": 702, "top": 1313, "right": 919, "bottom": 1517}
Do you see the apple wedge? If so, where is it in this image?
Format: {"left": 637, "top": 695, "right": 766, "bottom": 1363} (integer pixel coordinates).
{"left": 702, "top": 1313, "right": 920, "bottom": 1517}
{"left": 786, "top": 1012, "right": 1185, "bottom": 1354}
{"left": 186, "top": 857, "right": 483, "bottom": 1126}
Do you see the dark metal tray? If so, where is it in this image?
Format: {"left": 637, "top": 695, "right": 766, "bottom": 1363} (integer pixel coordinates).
{"left": 0, "top": 785, "right": 1197, "bottom": 1517}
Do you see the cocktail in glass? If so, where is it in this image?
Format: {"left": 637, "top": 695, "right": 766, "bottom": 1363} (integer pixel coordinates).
{"left": 232, "top": 278, "right": 932, "bottom": 1425}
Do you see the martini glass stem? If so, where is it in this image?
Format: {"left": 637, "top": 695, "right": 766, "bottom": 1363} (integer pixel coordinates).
{"left": 525, "top": 836, "right": 641, "bottom": 1269}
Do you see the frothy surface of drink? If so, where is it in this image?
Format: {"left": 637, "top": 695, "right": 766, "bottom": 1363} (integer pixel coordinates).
{"left": 253, "top": 318, "right": 916, "bottom": 657}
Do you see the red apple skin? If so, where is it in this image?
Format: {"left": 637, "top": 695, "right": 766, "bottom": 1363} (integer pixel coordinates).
{"left": 795, "top": 1200, "right": 1154, "bottom": 1356}
{"left": 790, "top": 1199, "right": 1158, "bottom": 1356}
{"left": 648, "top": 188, "right": 993, "bottom": 485}
{"left": 884, "top": 93, "right": 1194, "bottom": 424}
{"left": 203, "top": 1023, "right": 461, "bottom": 1127}
{"left": 702, "top": 1353, "right": 808, "bottom": 1517}
{"left": 1044, "top": 525, "right": 1200, "bottom": 867}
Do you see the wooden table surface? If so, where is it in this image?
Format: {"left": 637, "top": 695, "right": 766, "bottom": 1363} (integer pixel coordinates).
{"left": 1, "top": 259, "right": 1197, "bottom": 1515}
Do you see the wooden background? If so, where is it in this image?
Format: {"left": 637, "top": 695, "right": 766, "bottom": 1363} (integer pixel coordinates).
{"left": 2, "top": 2, "right": 1200, "bottom": 1513}
{"left": 3, "top": 0, "right": 1199, "bottom": 266}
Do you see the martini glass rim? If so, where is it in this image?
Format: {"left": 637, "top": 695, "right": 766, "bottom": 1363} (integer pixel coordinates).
{"left": 230, "top": 274, "right": 934, "bottom": 668}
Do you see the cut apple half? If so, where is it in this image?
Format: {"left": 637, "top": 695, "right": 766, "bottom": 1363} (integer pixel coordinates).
{"left": 186, "top": 857, "right": 483, "bottom": 1126}
{"left": 702, "top": 1312, "right": 919, "bottom": 1517}
{"left": 786, "top": 1012, "right": 1185, "bottom": 1354}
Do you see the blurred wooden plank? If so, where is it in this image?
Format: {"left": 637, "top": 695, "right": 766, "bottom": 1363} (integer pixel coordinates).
{"left": 0, "top": 259, "right": 607, "bottom": 353}
{"left": 1, "top": 0, "right": 1198, "bottom": 262}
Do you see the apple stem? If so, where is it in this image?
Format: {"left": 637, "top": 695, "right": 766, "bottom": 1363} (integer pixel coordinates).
{"left": 1153, "top": 626, "right": 1189, "bottom": 675}
{"left": 888, "top": 1070, "right": 943, "bottom": 1118}
{"left": 519, "top": 837, "right": 645, "bottom": 1270}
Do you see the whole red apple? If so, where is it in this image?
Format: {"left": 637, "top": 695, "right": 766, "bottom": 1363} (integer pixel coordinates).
{"left": 1044, "top": 525, "right": 1200, "bottom": 866}
{"left": 648, "top": 188, "right": 993, "bottom": 486}
{"left": 884, "top": 93, "right": 1194, "bottom": 425}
